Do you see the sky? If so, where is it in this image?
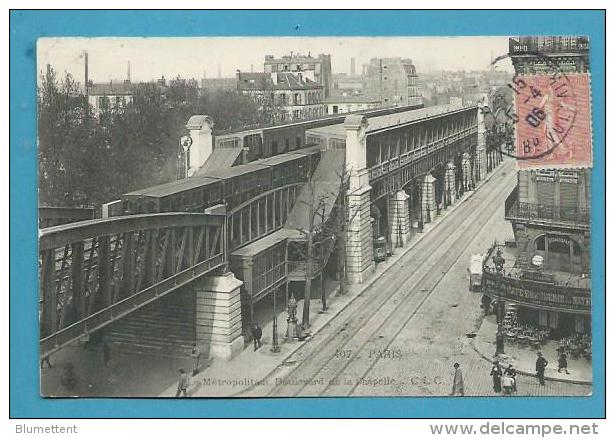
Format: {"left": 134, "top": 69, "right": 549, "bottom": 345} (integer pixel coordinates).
{"left": 37, "top": 36, "right": 513, "bottom": 85}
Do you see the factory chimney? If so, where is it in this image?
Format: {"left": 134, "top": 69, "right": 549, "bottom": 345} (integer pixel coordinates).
{"left": 84, "top": 51, "right": 89, "bottom": 95}
{"left": 125, "top": 60, "right": 131, "bottom": 84}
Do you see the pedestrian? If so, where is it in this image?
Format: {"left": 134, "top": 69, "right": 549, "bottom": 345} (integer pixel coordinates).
{"left": 558, "top": 353, "right": 570, "bottom": 374}
{"left": 490, "top": 360, "right": 502, "bottom": 393}
{"left": 175, "top": 369, "right": 189, "bottom": 397}
{"left": 102, "top": 339, "right": 111, "bottom": 367}
{"left": 504, "top": 364, "right": 517, "bottom": 393}
{"left": 40, "top": 354, "right": 53, "bottom": 369}
{"left": 501, "top": 374, "right": 514, "bottom": 396}
{"left": 191, "top": 344, "right": 201, "bottom": 376}
{"left": 536, "top": 351, "right": 548, "bottom": 385}
{"left": 251, "top": 323, "right": 263, "bottom": 351}
{"left": 450, "top": 363, "right": 464, "bottom": 396}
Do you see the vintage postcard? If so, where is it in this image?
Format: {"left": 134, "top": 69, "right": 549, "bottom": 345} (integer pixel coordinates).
{"left": 36, "top": 34, "right": 595, "bottom": 399}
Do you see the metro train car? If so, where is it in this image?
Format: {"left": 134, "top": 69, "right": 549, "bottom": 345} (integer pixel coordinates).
{"left": 120, "top": 145, "right": 322, "bottom": 215}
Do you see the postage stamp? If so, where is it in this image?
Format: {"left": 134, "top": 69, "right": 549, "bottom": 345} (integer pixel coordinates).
{"left": 515, "top": 73, "right": 593, "bottom": 169}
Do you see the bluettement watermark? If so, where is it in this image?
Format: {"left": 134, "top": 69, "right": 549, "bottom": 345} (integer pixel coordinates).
{"left": 15, "top": 424, "right": 78, "bottom": 435}
{"left": 430, "top": 422, "right": 599, "bottom": 437}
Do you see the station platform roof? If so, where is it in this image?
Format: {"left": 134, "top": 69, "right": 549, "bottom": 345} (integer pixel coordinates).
{"left": 230, "top": 229, "right": 291, "bottom": 258}
{"left": 306, "top": 103, "right": 472, "bottom": 138}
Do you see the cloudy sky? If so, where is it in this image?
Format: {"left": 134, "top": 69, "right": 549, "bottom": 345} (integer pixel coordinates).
{"left": 37, "top": 36, "right": 513, "bottom": 84}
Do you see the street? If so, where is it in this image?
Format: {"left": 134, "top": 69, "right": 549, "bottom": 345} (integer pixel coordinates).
{"left": 243, "top": 159, "right": 591, "bottom": 397}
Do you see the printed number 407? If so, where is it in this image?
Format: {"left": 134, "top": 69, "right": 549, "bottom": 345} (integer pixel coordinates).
{"left": 335, "top": 349, "right": 352, "bottom": 359}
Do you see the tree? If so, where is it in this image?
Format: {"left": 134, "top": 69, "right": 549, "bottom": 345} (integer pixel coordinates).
{"left": 295, "top": 181, "right": 328, "bottom": 330}
{"left": 291, "top": 157, "right": 358, "bottom": 328}
{"left": 38, "top": 66, "right": 289, "bottom": 210}
{"left": 38, "top": 68, "right": 93, "bottom": 207}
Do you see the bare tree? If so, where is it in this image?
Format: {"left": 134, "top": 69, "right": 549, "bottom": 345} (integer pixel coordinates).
{"left": 292, "top": 159, "right": 359, "bottom": 328}
{"left": 294, "top": 180, "right": 328, "bottom": 330}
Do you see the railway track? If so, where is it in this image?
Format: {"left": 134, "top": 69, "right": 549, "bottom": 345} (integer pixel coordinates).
{"left": 241, "top": 161, "right": 515, "bottom": 397}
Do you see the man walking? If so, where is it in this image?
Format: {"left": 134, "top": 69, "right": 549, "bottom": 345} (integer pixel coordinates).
{"left": 176, "top": 369, "right": 189, "bottom": 397}
{"left": 40, "top": 354, "right": 53, "bottom": 369}
{"left": 251, "top": 323, "right": 263, "bottom": 351}
{"left": 536, "top": 352, "right": 548, "bottom": 385}
{"left": 450, "top": 363, "right": 464, "bottom": 396}
{"left": 191, "top": 344, "right": 201, "bottom": 376}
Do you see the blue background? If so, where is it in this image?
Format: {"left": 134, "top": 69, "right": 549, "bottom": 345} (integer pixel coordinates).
{"left": 9, "top": 10, "right": 606, "bottom": 418}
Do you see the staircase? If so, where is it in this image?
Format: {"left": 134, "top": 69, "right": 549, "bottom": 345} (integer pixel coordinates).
{"left": 285, "top": 148, "right": 345, "bottom": 281}
{"left": 106, "top": 288, "right": 197, "bottom": 357}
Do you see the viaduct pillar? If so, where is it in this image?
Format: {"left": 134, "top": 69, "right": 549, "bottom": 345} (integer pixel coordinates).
{"left": 445, "top": 162, "right": 457, "bottom": 205}
{"left": 462, "top": 152, "right": 472, "bottom": 191}
{"left": 389, "top": 190, "right": 411, "bottom": 247}
{"left": 344, "top": 115, "right": 375, "bottom": 284}
{"left": 422, "top": 174, "right": 437, "bottom": 224}
{"left": 476, "top": 106, "right": 488, "bottom": 181}
{"left": 186, "top": 115, "right": 215, "bottom": 177}
{"left": 192, "top": 272, "right": 244, "bottom": 360}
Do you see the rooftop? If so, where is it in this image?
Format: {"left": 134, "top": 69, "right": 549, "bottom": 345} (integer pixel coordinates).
{"left": 88, "top": 82, "right": 135, "bottom": 96}
{"left": 325, "top": 94, "right": 380, "bottom": 104}
{"left": 306, "top": 103, "right": 474, "bottom": 138}
{"left": 230, "top": 229, "right": 289, "bottom": 257}
{"left": 123, "top": 176, "right": 219, "bottom": 199}
{"left": 237, "top": 72, "right": 323, "bottom": 92}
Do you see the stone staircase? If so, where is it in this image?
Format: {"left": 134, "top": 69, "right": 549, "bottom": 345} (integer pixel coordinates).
{"left": 106, "top": 289, "right": 197, "bottom": 357}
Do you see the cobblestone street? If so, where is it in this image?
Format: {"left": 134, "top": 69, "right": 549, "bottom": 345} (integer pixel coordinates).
{"left": 241, "top": 160, "right": 591, "bottom": 398}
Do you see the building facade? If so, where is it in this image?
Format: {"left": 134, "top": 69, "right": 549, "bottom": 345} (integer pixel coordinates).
{"left": 363, "top": 58, "right": 422, "bottom": 107}
{"left": 483, "top": 36, "right": 592, "bottom": 336}
{"left": 237, "top": 71, "right": 326, "bottom": 122}
{"left": 264, "top": 53, "right": 332, "bottom": 98}
{"left": 325, "top": 93, "right": 381, "bottom": 114}
{"left": 87, "top": 81, "right": 134, "bottom": 114}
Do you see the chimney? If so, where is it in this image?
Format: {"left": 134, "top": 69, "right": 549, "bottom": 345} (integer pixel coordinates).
{"left": 84, "top": 51, "right": 89, "bottom": 95}
{"left": 185, "top": 115, "right": 215, "bottom": 175}
{"left": 251, "top": 64, "right": 254, "bottom": 73}
{"left": 351, "top": 57, "right": 356, "bottom": 77}
{"left": 125, "top": 60, "right": 131, "bottom": 84}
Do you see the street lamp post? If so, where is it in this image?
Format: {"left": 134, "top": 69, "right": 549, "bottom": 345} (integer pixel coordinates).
{"left": 271, "top": 288, "right": 280, "bottom": 353}
{"left": 492, "top": 247, "right": 506, "bottom": 356}
{"left": 179, "top": 134, "right": 193, "bottom": 179}
{"left": 286, "top": 293, "right": 298, "bottom": 339}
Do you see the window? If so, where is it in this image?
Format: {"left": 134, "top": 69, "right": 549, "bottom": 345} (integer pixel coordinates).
{"left": 332, "top": 105, "right": 339, "bottom": 114}
{"left": 293, "top": 110, "right": 300, "bottom": 119}
{"left": 535, "top": 235, "right": 546, "bottom": 251}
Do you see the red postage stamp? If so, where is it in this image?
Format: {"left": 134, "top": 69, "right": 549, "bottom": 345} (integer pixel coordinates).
{"left": 515, "top": 73, "right": 592, "bottom": 169}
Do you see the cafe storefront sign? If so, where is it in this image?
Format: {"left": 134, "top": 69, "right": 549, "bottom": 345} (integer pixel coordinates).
{"left": 482, "top": 273, "right": 590, "bottom": 313}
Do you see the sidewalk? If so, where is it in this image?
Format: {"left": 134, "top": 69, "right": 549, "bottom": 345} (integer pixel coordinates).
{"left": 472, "top": 314, "right": 592, "bottom": 384}
{"left": 161, "top": 161, "right": 513, "bottom": 397}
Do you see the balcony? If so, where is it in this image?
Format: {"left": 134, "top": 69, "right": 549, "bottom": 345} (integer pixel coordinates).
{"left": 509, "top": 37, "right": 589, "bottom": 55}
{"left": 504, "top": 188, "right": 590, "bottom": 230}
{"left": 482, "top": 243, "right": 590, "bottom": 314}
